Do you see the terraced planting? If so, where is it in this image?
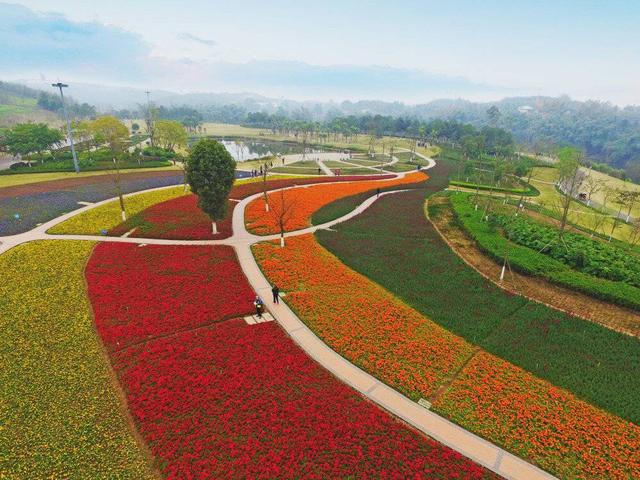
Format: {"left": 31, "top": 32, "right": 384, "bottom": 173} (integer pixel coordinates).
{"left": 86, "top": 242, "right": 496, "bottom": 479}
{"left": 0, "top": 241, "right": 154, "bottom": 479}
{"left": 449, "top": 192, "right": 640, "bottom": 310}
{"left": 245, "top": 171, "right": 427, "bottom": 234}
{"left": 255, "top": 233, "right": 640, "bottom": 479}
{"left": 316, "top": 188, "right": 640, "bottom": 423}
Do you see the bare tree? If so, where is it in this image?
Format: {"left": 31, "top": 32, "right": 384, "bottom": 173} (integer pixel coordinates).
{"left": 582, "top": 174, "right": 603, "bottom": 207}
{"left": 618, "top": 189, "right": 640, "bottom": 223}
{"left": 629, "top": 219, "right": 640, "bottom": 247}
{"left": 269, "top": 188, "right": 297, "bottom": 247}
{"left": 262, "top": 163, "right": 270, "bottom": 212}
{"left": 556, "top": 147, "right": 583, "bottom": 239}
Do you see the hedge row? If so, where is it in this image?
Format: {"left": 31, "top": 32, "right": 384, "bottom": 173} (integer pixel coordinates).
{"left": 449, "top": 180, "right": 539, "bottom": 196}
{"left": 449, "top": 192, "right": 640, "bottom": 311}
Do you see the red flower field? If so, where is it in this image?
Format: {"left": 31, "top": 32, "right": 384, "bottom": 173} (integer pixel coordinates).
{"left": 85, "top": 242, "right": 498, "bottom": 479}
{"left": 86, "top": 243, "right": 254, "bottom": 350}
{"left": 109, "top": 196, "right": 237, "bottom": 239}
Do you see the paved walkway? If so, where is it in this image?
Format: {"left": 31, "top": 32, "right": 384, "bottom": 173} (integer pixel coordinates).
{"left": 0, "top": 158, "right": 556, "bottom": 480}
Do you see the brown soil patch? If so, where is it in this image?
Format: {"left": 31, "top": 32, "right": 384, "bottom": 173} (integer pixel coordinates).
{"left": 428, "top": 196, "right": 640, "bottom": 338}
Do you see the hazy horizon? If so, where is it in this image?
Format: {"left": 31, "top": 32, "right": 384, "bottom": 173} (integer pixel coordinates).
{"left": 2, "top": 1, "right": 639, "bottom": 106}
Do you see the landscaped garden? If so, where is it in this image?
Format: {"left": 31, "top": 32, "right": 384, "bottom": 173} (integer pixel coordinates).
{"left": 85, "top": 242, "right": 497, "bottom": 479}
{"left": 3, "top": 132, "right": 639, "bottom": 479}
{"left": 255, "top": 229, "right": 640, "bottom": 478}
{"left": 0, "top": 241, "right": 155, "bottom": 479}
{"left": 448, "top": 192, "right": 640, "bottom": 310}
{"left": 245, "top": 171, "right": 427, "bottom": 235}
{"left": 0, "top": 170, "right": 185, "bottom": 235}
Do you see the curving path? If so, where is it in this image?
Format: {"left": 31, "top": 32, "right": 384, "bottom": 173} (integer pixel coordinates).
{"left": 0, "top": 160, "right": 556, "bottom": 480}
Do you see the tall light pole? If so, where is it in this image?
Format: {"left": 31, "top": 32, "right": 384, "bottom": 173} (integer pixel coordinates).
{"left": 145, "top": 90, "right": 154, "bottom": 147}
{"left": 52, "top": 82, "right": 80, "bottom": 173}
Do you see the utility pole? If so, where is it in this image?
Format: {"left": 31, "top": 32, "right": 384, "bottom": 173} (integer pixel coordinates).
{"left": 145, "top": 90, "right": 154, "bottom": 147}
{"left": 52, "top": 82, "right": 80, "bottom": 173}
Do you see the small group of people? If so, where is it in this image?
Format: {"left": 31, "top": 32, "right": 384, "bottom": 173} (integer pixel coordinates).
{"left": 253, "top": 285, "right": 280, "bottom": 318}
{"left": 249, "top": 162, "right": 277, "bottom": 178}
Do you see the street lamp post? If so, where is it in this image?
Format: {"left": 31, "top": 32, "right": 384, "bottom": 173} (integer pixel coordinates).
{"left": 52, "top": 82, "right": 80, "bottom": 173}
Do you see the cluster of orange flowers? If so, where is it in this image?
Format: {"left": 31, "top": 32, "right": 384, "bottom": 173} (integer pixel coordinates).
{"left": 254, "top": 234, "right": 640, "bottom": 479}
{"left": 245, "top": 172, "right": 427, "bottom": 235}
{"left": 253, "top": 235, "right": 474, "bottom": 399}
{"left": 435, "top": 352, "right": 640, "bottom": 479}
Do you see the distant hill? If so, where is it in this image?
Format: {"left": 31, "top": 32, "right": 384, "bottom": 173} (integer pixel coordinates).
{"left": 6, "top": 80, "right": 640, "bottom": 172}
{"left": 0, "top": 81, "right": 96, "bottom": 127}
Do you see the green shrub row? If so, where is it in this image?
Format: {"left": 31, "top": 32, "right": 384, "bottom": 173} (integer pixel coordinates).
{"left": 449, "top": 192, "right": 640, "bottom": 310}
{"left": 449, "top": 180, "right": 539, "bottom": 196}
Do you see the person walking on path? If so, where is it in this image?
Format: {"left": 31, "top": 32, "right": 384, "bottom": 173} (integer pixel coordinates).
{"left": 376, "top": 187, "right": 380, "bottom": 197}
{"left": 272, "top": 285, "right": 280, "bottom": 304}
{"left": 254, "top": 295, "right": 264, "bottom": 318}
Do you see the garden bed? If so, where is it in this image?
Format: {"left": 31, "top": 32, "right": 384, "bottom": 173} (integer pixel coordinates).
{"left": 1, "top": 241, "right": 154, "bottom": 479}
{"left": 449, "top": 192, "right": 640, "bottom": 311}
{"left": 86, "top": 242, "right": 496, "bottom": 479}
{"left": 256, "top": 232, "right": 640, "bottom": 479}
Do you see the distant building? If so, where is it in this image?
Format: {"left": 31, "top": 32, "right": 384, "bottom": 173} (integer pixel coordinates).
{"left": 518, "top": 105, "right": 534, "bottom": 114}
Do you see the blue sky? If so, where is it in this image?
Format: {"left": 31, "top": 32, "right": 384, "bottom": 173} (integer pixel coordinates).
{"left": 2, "top": 1, "right": 639, "bottom": 104}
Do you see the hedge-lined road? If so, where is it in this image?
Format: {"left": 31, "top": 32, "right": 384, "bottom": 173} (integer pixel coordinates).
{"left": 0, "top": 162, "right": 557, "bottom": 480}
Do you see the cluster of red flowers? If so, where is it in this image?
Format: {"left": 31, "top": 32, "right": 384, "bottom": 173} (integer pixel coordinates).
{"left": 246, "top": 172, "right": 427, "bottom": 235}
{"left": 86, "top": 243, "right": 254, "bottom": 350}
{"left": 86, "top": 242, "right": 497, "bottom": 479}
{"left": 109, "top": 196, "right": 236, "bottom": 239}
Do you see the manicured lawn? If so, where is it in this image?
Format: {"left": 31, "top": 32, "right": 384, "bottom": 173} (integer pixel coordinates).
{"left": 86, "top": 242, "right": 495, "bottom": 479}
{"left": 0, "top": 241, "right": 154, "bottom": 479}
{"left": 529, "top": 167, "right": 633, "bottom": 242}
{"left": 0, "top": 165, "right": 181, "bottom": 189}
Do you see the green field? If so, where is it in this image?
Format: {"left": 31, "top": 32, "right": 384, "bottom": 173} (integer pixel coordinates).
{"left": 315, "top": 160, "right": 640, "bottom": 424}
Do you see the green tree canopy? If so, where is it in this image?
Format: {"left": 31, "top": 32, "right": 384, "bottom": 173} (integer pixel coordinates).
{"left": 90, "top": 116, "right": 129, "bottom": 154}
{"left": 1, "top": 123, "right": 63, "bottom": 161}
{"left": 155, "top": 120, "right": 188, "bottom": 151}
{"left": 186, "top": 139, "right": 236, "bottom": 233}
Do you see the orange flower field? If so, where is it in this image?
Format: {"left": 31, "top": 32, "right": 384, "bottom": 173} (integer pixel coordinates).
{"left": 435, "top": 352, "right": 640, "bottom": 479}
{"left": 253, "top": 234, "right": 472, "bottom": 398}
{"left": 253, "top": 235, "right": 640, "bottom": 479}
{"left": 245, "top": 171, "right": 427, "bottom": 234}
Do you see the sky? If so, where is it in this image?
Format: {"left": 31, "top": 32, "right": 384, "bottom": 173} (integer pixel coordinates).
{"left": 1, "top": 0, "right": 639, "bottom": 105}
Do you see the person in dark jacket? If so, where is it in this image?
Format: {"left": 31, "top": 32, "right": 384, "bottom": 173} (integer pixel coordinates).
{"left": 254, "top": 295, "right": 264, "bottom": 318}
{"left": 272, "top": 285, "right": 280, "bottom": 304}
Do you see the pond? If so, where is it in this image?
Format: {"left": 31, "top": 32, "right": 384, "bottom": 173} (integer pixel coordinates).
{"left": 214, "top": 138, "right": 330, "bottom": 162}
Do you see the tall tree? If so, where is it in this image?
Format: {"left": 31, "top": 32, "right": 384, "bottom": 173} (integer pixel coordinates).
{"left": 91, "top": 116, "right": 130, "bottom": 220}
{"left": 2, "top": 123, "right": 63, "bottom": 164}
{"left": 556, "top": 146, "right": 584, "bottom": 239}
{"left": 186, "top": 139, "right": 236, "bottom": 234}
{"left": 155, "top": 120, "right": 188, "bottom": 151}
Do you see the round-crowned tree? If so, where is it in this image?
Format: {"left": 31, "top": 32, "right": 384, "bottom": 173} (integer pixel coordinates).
{"left": 186, "top": 139, "right": 236, "bottom": 234}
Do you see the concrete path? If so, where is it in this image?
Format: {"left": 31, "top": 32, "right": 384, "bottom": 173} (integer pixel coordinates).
{"left": 0, "top": 167, "right": 556, "bottom": 480}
